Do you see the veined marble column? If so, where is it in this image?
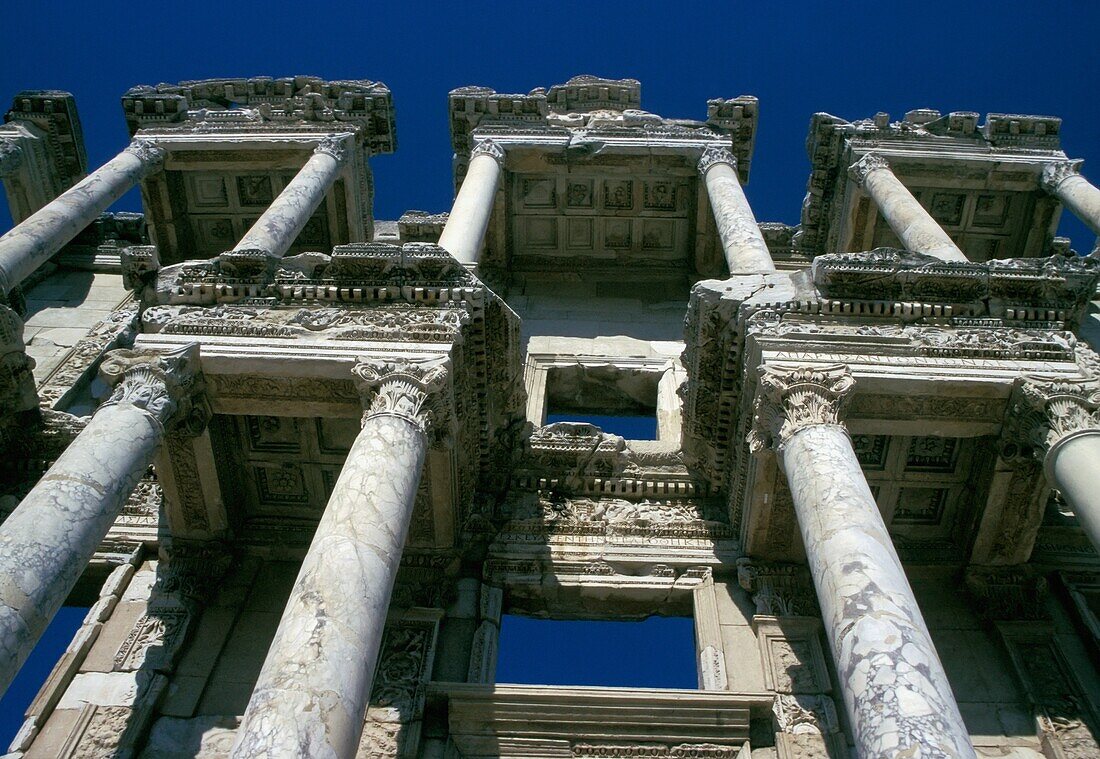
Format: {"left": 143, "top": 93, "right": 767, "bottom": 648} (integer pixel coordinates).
{"left": 848, "top": 153, "right": 969, "bottom": 263}
{"left": 0, "top": 344, "right": 200, "bottom": 697}
{"left": 232, "top": 357, "right": 450, "bottom": 759}
{"left": 0, "top": 140, "right": 165, "bottom": 299}
{"left": 1018, "top": 378, "right": 1100, "bottom": 552}
{"left": 437, "top": 139, "right": 504, "bottom": 266}
{"left": 698, "top": 145, "right": 775, "bottom": 274}
{"left": 1042, "top": 160, "right": 1100, "bottom": 237}
{"left": 753, "top": 364, "right": 975, "bottom": 759}
{"left": 232, "top": 134, "right": 351, "bottom": 258}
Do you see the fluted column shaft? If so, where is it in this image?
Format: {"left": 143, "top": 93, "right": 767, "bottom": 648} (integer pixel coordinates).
{"left": 1043, "top": 161, "right": 1100, "bottom": 237}
{"left": 232, "top": 358, "right": 449, "bottom": 759}
{"left": 0, "top": 140, "right": 165, "bottom": 297}
{"left": 754, "top": 364, "right": 975, "bottom": 759}
{"left": 0, "top": 345, "right": 199, "bottom": 697}
{"left": 438, "top": 140, "right": 503, "bottom": 265}
{"left": 233, "top": 135, "right": 351, "bottom": 258}
{"left": 698, "top": 146, "right": 775, "bottom": 273}
{"left": 849, "top": 153, "right": 968, "bottom": 263}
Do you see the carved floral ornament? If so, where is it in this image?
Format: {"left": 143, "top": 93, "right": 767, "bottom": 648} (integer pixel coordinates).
{"left": 697, "top": 144, "right": 737, "bottom": 176}
{"left": 352, "top": 356, "right": 451, "bottom": 434}
{"left": 313, "top": 133, "right": 354, "bottom": 165}
{"left": 123, "top": 139, "right": 167, "bottom": 169}
{"left": 1015, "top": 375, "right": 1100, "bottom": 454}
{"left": 1040, "top": 159, "right": 1083, "bottom": 194}
{"left": 98, "top": 343, "right": 205, "bottom": 433}
{"left": 846, "top": 152, "right": 891, "bottom": 187}
{"left": 749, "top": 363, "right": 855, "bottom": 452}
{"left": 470, "top": 138, "right": 505, "bottom": 165}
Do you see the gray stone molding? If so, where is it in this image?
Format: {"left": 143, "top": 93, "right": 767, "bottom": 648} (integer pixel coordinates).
{"left": 98, "top": 344, "right": 204, "bottom": 433}
{"left": 0, "top": 139, "right": 23, "bottom": 177}
{"left": 846, "top": 152, "right": 890, "bottom": 187}
{"left": 750, "top": 363, "right": 855, "bottom": 452}
{"left": 697, "top": 145, "right": 737, "bottom": 176}
{"left": 1041, "top": 159, "right": 1084, "bottom": 194}
{"left": 352, "top": 356, "right": 451, "bottom": 433}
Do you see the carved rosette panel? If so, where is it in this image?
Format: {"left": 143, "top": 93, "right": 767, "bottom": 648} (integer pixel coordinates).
{"left": 750, "top": 364, "right": 855, "bottom": 453}
{"left": 98, "top": 343, "right": 205, "bottom": 432}
{"left": 353, "top": 356, "right": 451, "bottom": 436}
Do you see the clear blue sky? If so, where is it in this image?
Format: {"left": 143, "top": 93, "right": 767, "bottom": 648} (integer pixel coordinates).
{"left": 1, "top": 0, "right": 1098, "bottom": 746}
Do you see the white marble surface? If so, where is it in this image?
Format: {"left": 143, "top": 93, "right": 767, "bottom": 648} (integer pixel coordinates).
{"left": 854, "top": 155, "right": 968, "bottom": 263}
{"left": 1050, "top": 172, "right": 1100, "bottom": 236}
{"left": 782, "top": 424, "right": 976, "bottom": 759}
{"left": 0, "top": 141, "right": 161, "bottom": 295}
{"left": 1047, "top": 429, "right": 1100, "bottom": 555}
{"left": 233, "top": 139, "right": 348, "bottom": 258}
{"left": 231, "top": 413, "right": 427, "bottom": 758}
{"left": 700, "top": 159, "right": 775, "bottom": 273}
{"left": 438, "top": 147, "right": 502, "bottom": 265}
{"left": 0, "top": 401, "right": 161, "bottom": 696}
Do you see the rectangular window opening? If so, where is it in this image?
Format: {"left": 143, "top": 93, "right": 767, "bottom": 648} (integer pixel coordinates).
{"left": 544, "top": 365, "right": 660, "bottom": 441}
{"left": 495, "top": 615, "right": 697, "bottom": 689}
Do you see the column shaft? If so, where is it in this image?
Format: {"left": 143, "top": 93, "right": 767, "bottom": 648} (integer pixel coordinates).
{"left": 699, "top": 148, "right": 775, "bottom": 273}
{"left": 1046, "top": 430, "right": 1100, "bottom": 552}
{"left": 0, "top": 141, "right": 163, "bottom": 296}
{"left": 232, "top": 414, "right": 427, "bottom": 758}
{"left": 0, "top": 402, "right": 162, "bottom": 695}
{"left": 233, "top": 137, "right": 349, "bottom": 258}
{"left": 1048, "top": 170, "right": 1100, "bottom": 236}
{"left": 437, "top": 144, "right": 503, "bottom": 265}
{"left": 851, "top": 154, "right": 968, "bottom": 263}
{"left": 781, "top": 424, "right": 975, "bottom": 758}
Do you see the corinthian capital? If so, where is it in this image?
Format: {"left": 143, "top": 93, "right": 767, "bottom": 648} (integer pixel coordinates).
{"left": 1040, "top": 160, "right": 1083, "bottom": 194}
{"left": 847, "top": 153, "right": 891, "bottom": 187}
{"left": 698, "top": 145, "right": 737, "bottom": 176}
{"left": 352, "top": 356, "right": 451, "bottom": 434}
{"left": 750, "top": 363, "right": 855, "bottom": 451}
{"left": 98, "top": 344, "right": 204, "bottom": 433}
{"left": 470, "top": 139, "right": 505, "bottom": 165}
{"left": 314, "top": 134, "right": 353, "bottom": 165}
{"left": 0, "top": 140, "right": 23, "bottom": 177}
{"left": 1014, "top": 376, "right": 1100, "bottom": 454}
{"left": 124, "top": 139, "right": 167, "bottom": 169}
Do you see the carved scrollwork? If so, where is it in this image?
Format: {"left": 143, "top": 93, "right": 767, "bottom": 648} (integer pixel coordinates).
{"left": 353, "top": 356, "right": 451, "bottom": 434}
{"left": 471, "top": 138, "right": 505, "bottom": 165}
{"left": 314, "top": 134, "right": 353, "bottom": 165}
{"left": 750, "top": 363, "right": 855, "bottom": 452}
{"left": 98, "top": 343, "right": 205, "bottom": 433}
{"left": 847, "top": 152, "right": 891, "bottom": 187}
{"left": 1014, "top": 376, "right": 1100, "bottom": 455}
{"left": 124, "top": 139, "right": 166, "bottom": 169}
{"left": 1041, "top": 160, "right": 1083, "bottom": 194}
{"left": 697, "top": 145, "right": 737, "bottom": 176}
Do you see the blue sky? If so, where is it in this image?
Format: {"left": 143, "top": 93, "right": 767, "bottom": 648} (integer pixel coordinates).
{"left": 1, "top": 0, "right": 1098, "bottom": 746}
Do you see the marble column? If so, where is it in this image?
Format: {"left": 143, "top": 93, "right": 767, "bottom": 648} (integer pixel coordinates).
{"left": 231, "top": 357, "right": 450, "bottom": 759}
{"left": 437, "top": 139, "right": 504, "bottom": 266}
{"left": 232, "top": 134, "right": 351, "bottom": 258}
{"left": 753, "top": 364, "right": 976, "bottom": 759}
{"left": 0, "top": 344, "right": 200, "bottom": 697}
{"left": 1042, "top": 160, "right": 1100, "bottom": 237}
{"left": 0, "top": 140, "right": 165, "bottom": 299}
{"left": 1018, "top": 378, "right": 1100, "bottom": 552}
{"left": 848, "top": 153, "right": 969, "bottom": 263}
{"left": 698, "top": 145, "right": 775, "bottom": 274}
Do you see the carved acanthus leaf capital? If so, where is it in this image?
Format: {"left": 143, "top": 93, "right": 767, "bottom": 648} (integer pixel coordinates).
{"left": 470, "top": 139, "right": 505, "bottom": 165}
{"left": 353, "top": 356, "right": 451, "bottom": 434}
{"left": 697, "top": 145, "right": 737, "bottom": 176}
{"left": 750, "top": 363, "right": 855, "bottom": 452}
{"left": 98, "top": 344, "right": 205, "bottom": 433}
{"left": 1015, "top": 376, "right": 1100, "bottom": 454}
{"left": 1041, "top": 160, "right": 1083, "bottom": 194}
{"left": 314, "top": 134, "right": 354, "bottom": 165}
{"left": 125, "top": 139, "right": 166, "bottom": 170}
{"left": 0, "top": 139, "right": 23, "bottom": 176}
{"left": 847, "top": 152, "right": 891, "bottom": 187}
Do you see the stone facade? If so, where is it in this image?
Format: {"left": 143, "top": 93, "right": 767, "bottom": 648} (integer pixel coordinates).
{"left": 0, "top": 74, "right": 1099, "bottom": 758}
